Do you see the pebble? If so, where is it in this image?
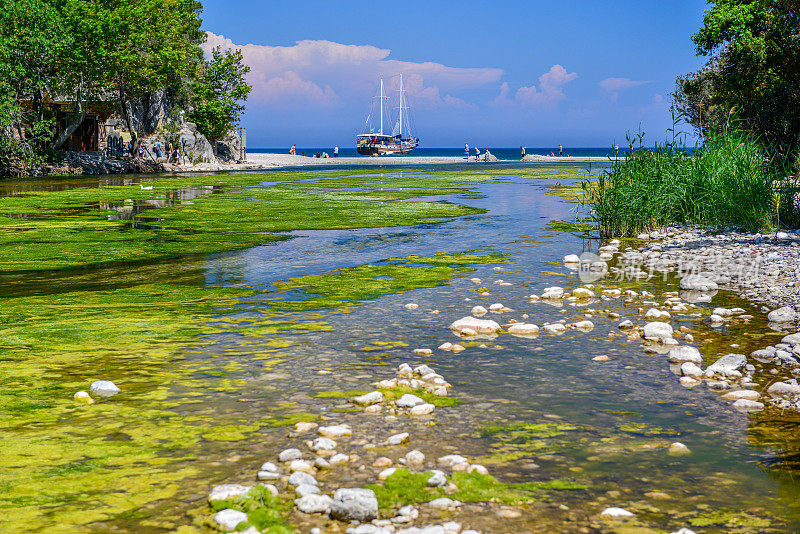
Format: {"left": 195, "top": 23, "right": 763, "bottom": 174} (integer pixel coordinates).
{"left": 387, "top": 432, "right": 410, "bottom": 445}
{"left": 329, "top": 453, "right": 350, "bottom": 465}
{"left": 318, "top": 424, "right": 352, "bottom": 438}
{"left": 353, "top": 391, "right": 384, "bottom": 406}
{"left": 294, "top": 422, "right": 317, "bottom": 433}
{"left": 542, "top": 323, "right": 566, "bottom": 335}
{"left": 507, "top": 323, "right": 539, "bottom": 336}
{"left": 428, "top": 497, "right": 461, "bottom": 508}
{"left": 73, "top": 391, "right": 93, "bottom": 404}
{"left": 668, "top": 346, "right": 702, "bottom": 364}
{"left": 373, "top": 457, "right": 393, "bottom": 468}
{"left": 471, "top": 305, "right": 487, "bottom": 316}
{"left": 295, "top": 484, "right": 320, "bottom": 497}
{"left": 287, "top": 471, "right": 317, "bottom": 487}
{"left": 295, "top": 494, "right": 333, "bottom": 514}
{"left": 405, "top": 450, "right": 425, "bottom": 465}
{"left": 600, "top": 507, "right": 635, "bottom": 518}
{"left": 643, "top": 322, "right": 674, "bottom": 342}
{"left": 257, "top": 470, "right": 280, "bottom": 481}
{"left": 413, "top": 348, "right": 433, "bottom": 356}
{"left": 732, "top": 399, "right": 765, "bottom": 412}
{"left": 89, "top": 380, "right": 121, "bottom": 397}
{"left": 278, "top": 448, "right": 303, "bottom": 462}
{"left": 288, "top": 459, "right": 314, "bottom": 473}
{"left": 213, "top": 509, "right": 248, "bottom": 530}
{"left": 427, "top": 470, "right": 447, "bottom": 487}
{"left": 208, "top": 484, "right": 252, "bottom": 502}
{"left": 404, "top": 303, "right": 419, "bottom": 310}
{"left": 396, "top": 394, "right": 425, "bottom": 408}
{"left": 311, "top": 437, "right": 337, "bottom": 451}
{"left": 410, "top": 403, "right": 435, "bottom": 415}
{"left": 573, "top": 320, "right": 594, "bottom": 330}
{"left": 722, "top": 389, "right": 760, "bottom": 401}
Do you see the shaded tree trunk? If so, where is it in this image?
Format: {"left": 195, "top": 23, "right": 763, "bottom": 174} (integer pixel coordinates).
{"left": 119, "top": 88, "right": 138, "bottom": 157}
{"left": 53, "top": 74, "right": 85, "bottom": 151}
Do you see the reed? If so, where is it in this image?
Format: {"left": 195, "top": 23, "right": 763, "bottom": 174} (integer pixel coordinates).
{"left": 584, "top": 122, "right": 797, "bottom": 237}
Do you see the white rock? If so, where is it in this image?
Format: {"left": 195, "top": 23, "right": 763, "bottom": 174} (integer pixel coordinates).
{"left": 668, "top": 346, "right": 702, "bottom": 364}
{"left": 209, "top": 484, "right": 252, "bottom": 502}
{"left": 449, "top": 316, "right": 502, "bottom": 335}
{"left": 410, "top": 403, "right": 435, "bottom": 415}
{"left": 438, "top": 342, "right": 454, "bottom": 351}
{"left": 314, "top": 457, "right": 331, "bottom": 469}
{"left": 573, "top": 320, "right": 594, "bottom": 331}
{"left": 387, "top": 432, "right": 410, "bottom": 445}
{"left": 563, "top": 254, "right": 581, "bottom": 263}
{"left": 643, "top": 322, "right": 674, "bottom": 341}
{"left": 669, "top": 528, "right": 698, "bottom": 534}
{"left": 470, "top": 305, "right": 487, "bottom": 317}
{"left": 279, "top": 448, "right": 303, "bottom": 462}
{"left": 89, "top": 380, "right": 120, "bottom": 397}
{"left": 257, "top": 470, "right": 280, "bottom": 481}
{"left": 295, "top": 484, "right": 320, "bottom": 497}
{"left": 295, "top": 494, "right": 333, "bottom": 514}
{"left": 618, "top": 320, "right": 634, "bottom": 329}
{"left": 413, "top": 348, "right": 433, "bottom": 356}
{"left": 404, "top": 303, "right": 419, "bottom": 310}
{"left": 353, "top": 391, "right": 384, "bottom": 406}
{"left": 287, "top": 471, "right": 317, "bottom": 487}
{"left": 488, "top": 303, "right": 505, "bottom": 312}
{"left": 437, "top": 454, "right": 469, "bottom": 467}
{"left": 705, "top": 353, "right": 747, "bottom": 376}
{"left": 73, "top": 391, "right": 93, "bottom": 404}
{"left": 709, "top": 314, "right": 725, "bottom": 323}
{"left": 645, "top": 308, "right": 671, "bottom": 321}
{"left": 214, "top": 509, "right": 248, "bottom": 530}
{"left": 668, "top": 442, "right": 691, "bottom": 455}
{"left": 680, "top": 362, "right": 703, "bottom": 377}
{"left": 600, "top": 507, "right": 634, "bottom": 518}
{"left": 289, "top": 459, "right": 314, "bottom": 473}
{"left": 330, "top": 488, "right": 379, "bottom": 521}
{"left": 428, "top": 497, "right": 461, "bottom": 508}
{"left": 542, "top": 323, "right": 566, "bottom": 335}
{"left": 679, "top": 275, "right": 718, "bottom": 292}
{"left": 767, "top": 381, "right": 800, "bottom": 395}
{"left": 405, "top": 450, "right": 425, "bottom": 465}
{"left": 507, "top": 323, "right": 539, "bottom": 336}
{"left": 396, "top": 394, "right": 425, "bottom": 408}
{"left": 541, "top": 286, "right": 565, "bottom": 299}
{"left": 442, "top": 521, "right": 462, "bottom": 534}
{"left": 311, "top": 437, "right": 337, "bottom": 451}
{"left": 295, "top": 421, "right": 318, "bottom": 433}
{"left": 318, "top": 424, "right": 352, "bottom": 438}
{"left": 722, "top": 390, "right": 760, "bottom": 401}
{"left": 329, "top": 453, "right": 349, "bottom": 465}
{"left": 378, "top": 467, "right": 397, "bottom": 480}
{"left": 768, "top": 306, "right": 797, "bottom": 323}
{"left": 468, "top": 464, "right": 489, "bottom": 475}
{"left": 427, "top": 470, "right": 448, "bottom": 487}
{"left": 572, "top": 287, "right": 595, "bottom": 299}
{"left": 732, "top": 399, "right": 765, "bottom": 412}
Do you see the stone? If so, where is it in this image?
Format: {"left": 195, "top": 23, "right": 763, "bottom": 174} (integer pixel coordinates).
{"left": 257, "top": 462, "right": 279, "bottom": 473}
{"left": 768, "top": 306, "right": 797, "bottom": 323}
{"left": 311, "top": 437, "right": 337, "bottom": 451}
{"left": 705, "top": 353, "right": 747, "bottom": 377}
{"left": 722, "top": 390, "right": 760, "bottom": 401}
{"left": 449, "top": 316, "right": 502, "bottom": 335}
{"left": 618, "top": 320, "right": 634, "bottom": 329}
{"left": 488, "top": 303, "right": 506, "bottom": 312}
{"left": 347, "top": 525, "right": 392, "bottom": 534}
{"left": 507, "top": 323, "right": 539, "bottom": 336}
{"left": 295, "top": 494, "right": 333, "bottom": 514}
{"left": 330, "top": 488, "right": 379, "bottom": 522}
{"left": 669, "top": 529, "right": 698, "bottom": 534}
{"left": 179, "top": 123, "right": 216, "bottom": 164}
{"left": 314, "top": 457, "right": 331, "bottom": 469}
{"left": 767, "top": 381, "right": 800, "bottom": 395}
{"left": 644, "top": 322, "right": 674, "bottom": 341}
{"left": 216, "top": 128, "right": 242, "bottom": 162}
{"left": 287, "top": 471, "right": 317, "bottom": 487}
{"left": 405, "top": 450, "right": 425, "bottom": 465}
{"left": 468, "top": 464, "right": 489, "bottom": 475}
{"left": 294, "top": 421, "right": 317, "bottom": 433}
{"left": 438, "top": 342, "right": 454, "bottom": 350}
{"left": 428, "top": 497, "right": 461, "bottom": 509}
{"left": 413, "top": 348, "right": 433, "bottom": 356}
{"left": 668, "top": 346, "right": 702, "bottom": 364}
{"left": 572, "top": 287, "right": 595, "bottom": 299}
{"left": 563, "top": 254, "right": 581, "bottom": 263}
{"left": 442, "top": 522, "right": 461, "bottom": 534}
{"left": 542, "top": 323, "right": 566, "bottom": 335}
{"left": 679, "top": 275, "right": 718, "bottom": 292}
{"left": 295, "top": 484, "right": 320, "bottom": 497}
{"left": 353, "top": 391, "right": 384, "bottom": 406}
{"left": 257, "top": 470, "right": 280, "bottom": 481}
{"left": 387, "top": 432, "right": 410, "bottom": 445}
{"left": 680, "top": 362, "right": 703, "bottom": 378}
{"left": 404, "top": 303, "right": 419, "bottom": 310}
{"left": 279, "top": 448, "right": 303, "bottom": 462}
{"left": 410, "top": 403, "right": 435, "bottom": 415}
{"left": 438, "top": 454, "right": 469, "bottom": 467}
{"left": 214, "top": 509, "right": 248, "bottom": 530}
{"left": 373, "top": 457, "right": 393, "bottom": 468}
{"left": 378, "top": 467, "right": 397, "bottom": 480}
{"left": 782, "top": 333, "right": 800, "bottom": 345}
{"left": 73, "top": 391, "right": 93, "bottom": 404}
{"left": 289, "top": 459, "right": 314, "bottom": 473}
{"left": 209, "top": 484, "right": 252, "bottom": 502}
{"left": 471, "top": 305, "right": 487, "bottom": 316}
{"left": 645, "top": 308, "right": 671, "bottom": 321}
{"left": 396, "top": 394, "right": 425, "bottom": 408}
{"left": 259, "top": 484, "right": 279, "bottom": 497}
{"left": 329, "top": 453, "right": 349, "bottom": 465}
{"left": 89, "top": 380, "right": 121, "bottom": 397}
{"left": 732, "top": 399, "right": 765, "bottom": 412}
{"left": 541, "top": 286, "right": 565, "bottom": 299}
{"left": 573, "top": 320, "right": 594, "bottom": 330}
{"left": 668, "top": 442, "right": 691, "bottom": 455}
{"left": 318, "top": 424, "right": 352, "bottom": 438}
{"left": 601, "top": 507, "right": 635, "bottom": 518}
{"left": 427, "top": 470, "right": 447, "bottom": 487}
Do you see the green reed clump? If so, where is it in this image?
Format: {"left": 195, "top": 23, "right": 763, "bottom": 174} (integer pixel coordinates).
{"left": 585, "top": 130, "right": 795, "bottom": 236}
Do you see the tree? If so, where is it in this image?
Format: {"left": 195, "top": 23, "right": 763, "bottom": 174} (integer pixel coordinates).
{"left": 673, "top": 0, "right": 800, "bottom": 163}
{"left": 189, "top": 46, "right": 251, "bottom": 143}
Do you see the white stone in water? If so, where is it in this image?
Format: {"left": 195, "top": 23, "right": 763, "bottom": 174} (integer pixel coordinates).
{"left": 428, "top": 497, "right": 461, "bottom": 508}
{"left": 449, "top": 316, "right": 502, "bottom": 335}
{"left": 289, "top": 459, "right": 314, "bottom": 473}
{"left": 413, "top": 348, "right": 433, "bottom": 356}
{"left": 573, "top": 320, "right": 594, "bottom": 331}
{"left": 722, "top": 390, "right": 760, "bottom": 401}
{"left": 542, "top": 323, "right": 566, "bottom": 335}
{"left": 705, "top": 353, "right": 747, "bottom": 377}
{"left": 279, "top": 448, "right": 303, "bottom": 462}
{"left": 601, "top": 507, "right": 635, "bottom": 518}
{"left": 442, "top": 521, "right": 462, "bottom": 534}
{"left": 767, "top": 382, "right": 800, "bottom": 395}
{"left": 329, "top": 453, "right": 349, "bottom": 465}
{"left": 468, "top": 464, "right": 489, "bottom": 475}
{"left": 387, "top": 432, "right": 410, "bottom": 445}
{"left": 643, "top": 322, "right": 674, "bottom": 342}
{"left": 437, "top": 454, "right": 469, "bottom": 467}
{"left": 488, "top": 303, "right": 506, "bottom": 312}
{"left": 645, "top": 308, "right": 671, "bottom": 321}
{"left": 679, "top": 376, "right": 701, "bottom": 387}
{"left": 414, "top": 364, "right": 435, "bottom": 376}
{"left": 732, "top": 399, "right": 765, "bottom": 412}
{"left": 427, "top": 470, "right": 447, "bottom": 487}
{"left": 295, "top": 422, "right": 317, "bottom": 433}
{"left": 768, "top": 306, "right": 797, "bottom": 323}
{"left": 396, "top": 394, "right": 425, "bottom": 408}
{"left": 288, "top": 471, "right": 317, "bottom": 487}
{"left": 209, "top": 484, "right": 252, "bottom": 502}
{"left": 314, "top": 457, "right": 331, "bottom": 469}
{"left": 713, "top": 307, "right": 733, "bottom": 317}
{"left": 405, "top": 450, "right": 425, "bottom": 465}
{"left": 214, "top": 509, "right": 248, "bottom": 530}
{"left": 257, "top": 470, "right": 280, "bottom": 481}
{"left": 73, "top": 391, "right": 93, "bottom": 404}
{"left": 679, "top": 275, "right": 718, "bottom": 292}
{"left": 311, "top": 437, "right": 337, "bottom": 451}
{"left": 404, "top": 303, "right": 419, "bottom": 310}
{"left": 365, "top": 404, "right": 382, "bottom": 414}
{"left": 541, "top": 286, "right": 565, "bottom": 299}
{"left": 451, "top": 344, "right": 465, "bottom": 353}
{"left": 563, "top": 254, "right": 581, "bottom": 263}
{"left": 398, "top": 363, "right": 414, "bottom": 377}
{"left": 295, "top": 484, "right": 320, "bottom": 497}
{"left": 709, "top": 314, "right": 725, "bottom": 324}
{"left": 295, "top": 494, "right": 333, "bottom": 514}
{"left": 668, "top": 442, "right": 691, "bottom": 455}
{"left": 410, "top": 403, "right": 435, "bottom": 415}
{"left": 352, "top": 391, "right": 384, "bottom": 406}
{"left": 330, "top": 488, "right": 379, "bottom": 522}
{"left": 89, "top": 380, "right": 120, "bottom": 397}
{"left": 668, "top": 346, "right": 702, "bottom": 364}
{"left": 618, "top": 320, "right": 634, "bottom": 329}
{"left": 669, "top": 528, "right": 698, "bottom": 534}
{"left": 572, "top": 287, "right": 595, "bottom": 299}
{"left": 318, "top": 424, "right": 352, "bottom": 438}
{"left": 438, "top": 342, "right": 453, "bottom": 350}
{"left": 680, "top": 362, "right": 703, "bottom": 377}
{"left": 470, "top": 278, "right": 482, "bottom": 284}
{"left": 507, "top": 323, "right": 539, "bottom": 336}
{"left": 470, "top": 305, "right": 487, "bottom": 317}
{"left": 378, "top": 467, "right": 397, "bottom": 480}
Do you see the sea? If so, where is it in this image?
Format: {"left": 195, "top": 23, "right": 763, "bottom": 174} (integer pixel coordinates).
{"left": 249, "top": 147, "right": 624, "bottom": 161}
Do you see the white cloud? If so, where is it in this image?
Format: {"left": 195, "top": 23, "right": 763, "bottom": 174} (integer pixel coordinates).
{"left": 202, "top": 32, "right": 501, "bottom": 110}
{"left": 490, "top": 65, "right": 578, "bottom": 107}
{"left": 599, "top": 77, "right": 651, "bottom": 92}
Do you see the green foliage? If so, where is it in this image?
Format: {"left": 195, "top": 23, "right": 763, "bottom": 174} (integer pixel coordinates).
{"left": 189, "top": 46, "right": 252, "bottom": 141}
{"left": 584, "top": 123, "right": 796, "bottom": 235}
{"left": 674, "top": 0, "right": 800, "bottom": 164}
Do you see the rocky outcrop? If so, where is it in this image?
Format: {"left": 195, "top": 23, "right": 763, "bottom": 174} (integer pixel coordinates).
{"left": 216, "top": 129, "right": 242, "bottom": 162}
{"left": 178, "top": 122, "right": 215, "bottom": 164}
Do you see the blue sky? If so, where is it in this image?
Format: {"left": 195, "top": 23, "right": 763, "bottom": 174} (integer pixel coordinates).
{"left": 200, "top": 0, "right": 709, "bottom": 148}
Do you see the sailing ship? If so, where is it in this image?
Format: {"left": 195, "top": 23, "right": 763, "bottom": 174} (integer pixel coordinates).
{"left": 356, "top": 74, "right": 419, "bottom": 156}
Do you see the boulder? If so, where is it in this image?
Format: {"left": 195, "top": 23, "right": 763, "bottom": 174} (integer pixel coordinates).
{"left": 216, "top": 129, "right": 242, "bottom": 162}
{"left": 679, "top": 275, "right": 718, "bottom": 292}
{"left": 668, "top": 346, "right": 702, "bottom": 364}
{"left": 643, "top": 322, "right": 674, "bottom": 342}
{"left": 396, "top": 394, "right": 425, "bottom": 408}
{"left": 449, "top": 316, "right": 502, "bottom": 335}
{"left": 208, "top": 484, "right": 252, "bottom": 502}
{"left": 768, "top": 306, "right": 797, "bottom": 323}
{"left": 352, "top": 391, "right": 383, "bottom": 406}
{"left": 507, "top": 323, "right": 539, "bottom": 336}
{"left": 295, "top": 494, "right": 333, "bottom": 514}
{"left": 705, "top": 353, "right": 747, "bottom": 377}
{"left": 89, "top": 380, "right": 121, "bottom": 397}
{"left": 213, "top": 509, "right": 248, "bottom": 531}
{"left": 732, "top": 399, "right": 765, "bottom": 412}
{"left": 329, "top": 488, "right": 379, "bottom": 521}
{"left": 179, "top": 122, "right": 215, "bottom": 164}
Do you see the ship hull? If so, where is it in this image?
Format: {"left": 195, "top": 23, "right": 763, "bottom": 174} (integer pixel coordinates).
{"left": 356, "top": 139, "right": 418, "bottom": 156}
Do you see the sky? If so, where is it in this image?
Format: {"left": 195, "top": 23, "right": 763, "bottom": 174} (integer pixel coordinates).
{"left": 199, "top": 0, "right": 709, "bottom": 148}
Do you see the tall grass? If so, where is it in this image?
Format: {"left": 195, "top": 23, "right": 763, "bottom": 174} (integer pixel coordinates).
{"left": 584, "top": 125, "right": 798, "bottom": 237}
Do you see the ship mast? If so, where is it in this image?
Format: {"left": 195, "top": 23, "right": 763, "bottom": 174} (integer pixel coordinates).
{"left": 379, "top": 78, "right": 384, "bottom": 135}
{"left": 399, "top": 74, "right": 403, "bottom": 140}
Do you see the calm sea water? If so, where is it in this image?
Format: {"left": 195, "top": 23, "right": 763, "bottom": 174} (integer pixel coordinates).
{"left": 251, "top": 147, "right": 625, "bottom": 160}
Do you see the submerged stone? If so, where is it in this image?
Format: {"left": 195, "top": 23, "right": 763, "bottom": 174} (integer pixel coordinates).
{"left": 214, "top": 509, "right": 248, "bottom": 530}
{"left": 330, "top": 488, "right": 379, "bottom": 521}
{"left": 89, "top": 380, "right": 121, "bottom": 397}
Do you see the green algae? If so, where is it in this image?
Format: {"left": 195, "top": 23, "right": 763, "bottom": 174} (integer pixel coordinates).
{"left": 688, "top": 509, "right": 773, "bottom": 528}
{"left": 365, "top": 469, "right": 586, "bottom": 510}
{"left": 313, "top": 387, "right": 460, "bottom": 408}
{"left": 208, "top": 485, "right": 294, "bottom": 533}
{"left": 477, "top": 422, "right": 580, "bottom": 463}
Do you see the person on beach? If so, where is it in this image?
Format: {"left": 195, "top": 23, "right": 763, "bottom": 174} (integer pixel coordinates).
{"left": 558, "top": 144, "right": 563, "bottom": 157}
{"left": 474, "top": 147, "right": 480, "bottom": 161}
{"left": 520, "top": 146, "right": 526, "bottom": 159}
{"left": 614, "top": 144, "right": 619, "bottom": 157}
{"left": 484, "top": 147, "right": 491, "bottom": 162}
{"left": 333, "top": 145, "right": 338, "bottom": 157}
{"left": 290, "top": 145, "right": 296, "bottom": 155}
{"left": 154, "top": 141, "right": 162, "bottom": 161}
{"left": 464, "top": 142, "right": 469, "bottom": 159}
